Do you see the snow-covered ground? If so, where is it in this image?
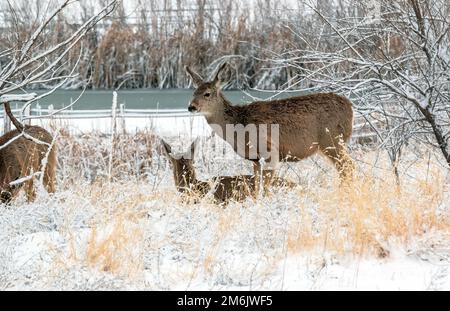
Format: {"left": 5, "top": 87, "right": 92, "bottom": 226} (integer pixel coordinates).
{"left": 0, "top": 184, "right": 448, "bottom": 290}
{"left": 0, "top": 132, "right": 448, "bottom": 290}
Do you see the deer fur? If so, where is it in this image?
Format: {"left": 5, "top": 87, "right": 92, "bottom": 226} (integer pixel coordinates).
{"left": 186, "top": 63, "right": 355, "bottom": 181}
{"left": 161, "top": 139, "right": 294, "bottom": 203}
{"left": 0, "top": 102, "right": 56, "bottom": 203}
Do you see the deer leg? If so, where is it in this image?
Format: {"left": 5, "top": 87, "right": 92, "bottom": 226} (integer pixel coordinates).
{"left": 25, "top": 179, "right": 36, "bottom": 202}
{"left": 43, "top": 164, "right": 56, "bottom": 194}
{"left": 43, "top": 169, "right": 55, "bottom": 193}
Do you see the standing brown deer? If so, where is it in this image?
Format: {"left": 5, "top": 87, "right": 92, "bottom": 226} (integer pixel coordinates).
{"left": 161, "top": 139, "right": 294, "bottom": 204}
{"left": 0, "top": 102, "right": 56, "bottom": 203}
{"left": 185, "top": 63, "right": 354, "bottom": 182}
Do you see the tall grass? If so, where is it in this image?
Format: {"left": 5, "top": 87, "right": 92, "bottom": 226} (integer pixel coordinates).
{"left": 42, "top": 131, "right": 449, "bottom": 279}
{"left": 287, "top": 165, "right": 448, "bottom": 257}
{"left": 1, "top": 130, "right": 447, "bottom": 286}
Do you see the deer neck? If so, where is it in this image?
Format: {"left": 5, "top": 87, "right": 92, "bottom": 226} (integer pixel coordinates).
{"left": 204, "top": 93, "right": 236, "bottom": 134}
{"left": 174, "top": 166, "right": 199, "bottom": 192}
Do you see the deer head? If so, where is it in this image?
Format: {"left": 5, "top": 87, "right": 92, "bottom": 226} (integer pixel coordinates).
{"left": 161, "top": 139, "right": 198, "bottom": 192}
{"left": 185, "top": 63, "right": 227, "bottom": 115}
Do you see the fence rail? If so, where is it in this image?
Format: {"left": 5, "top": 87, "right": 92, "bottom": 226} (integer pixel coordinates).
{"left": 0, "top": 106, "right": 380, "bottom": 143}
{"left": 1, "top": 107, "right": 191, "bottom": 118}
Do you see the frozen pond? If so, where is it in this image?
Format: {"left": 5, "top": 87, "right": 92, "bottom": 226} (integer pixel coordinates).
{"left": 27, "top": 89, "right": 305, "bottom": 110}
{"left": 2, "top": 89, "right": 305, "bottom": 135}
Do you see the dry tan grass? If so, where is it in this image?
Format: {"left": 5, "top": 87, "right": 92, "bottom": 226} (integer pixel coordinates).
{"left": 287, "top": 159, "right": 449, "bottom": 258}
{"left": 53, "top": 181, "right": 166, "bottom": 279}
{"left": 85, "top": 216, "right": 144, "bottom": 277}
{"left": 17, "top": 131, "right": 447, "bottom": 281}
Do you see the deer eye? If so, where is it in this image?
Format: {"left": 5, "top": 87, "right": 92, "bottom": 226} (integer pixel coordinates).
{"left": 204, "top": 92, "right": 211, "bottom": 97}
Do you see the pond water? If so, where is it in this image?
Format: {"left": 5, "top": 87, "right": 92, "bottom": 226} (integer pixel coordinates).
{"left": 26, "top": 89, "right": 305, "bottom": 110}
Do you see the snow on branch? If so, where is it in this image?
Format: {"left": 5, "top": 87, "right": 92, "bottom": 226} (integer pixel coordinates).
{"left": 262, "top": 0, "right": 450, "bottom": 166}
{"left": 0, "top": 93, "right": 37, "bottom": 104}
{"left": 0, "top": 1, "right": 117, "bottom": 101}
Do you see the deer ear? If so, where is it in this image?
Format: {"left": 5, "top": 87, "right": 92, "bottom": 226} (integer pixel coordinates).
{"left": 161, "top": 139, "right": 172, "bottom": 155}
{"left": 213, "top": 63, "right": 227, "bottom": 88}
{"left": 215, "top": 79, "right": 227, "bottom": 90}
{"left": 185, "top": 66, "right": 204, "bottom": 87}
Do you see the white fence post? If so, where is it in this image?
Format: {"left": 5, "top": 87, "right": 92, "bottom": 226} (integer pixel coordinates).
{"left": 36, "top": 103, "right": 41, "bottom": 116}
{"left": 120, "top": 103, "right": 126, "bottom": 133}
{"left": 108, "top": 91, "right": 118, "bottom": 181}
{"left": 20, "top": 104, "right": 31, "bottom": 125}
{"left": 3, "top": 111, "right": 11, "bottom": 134}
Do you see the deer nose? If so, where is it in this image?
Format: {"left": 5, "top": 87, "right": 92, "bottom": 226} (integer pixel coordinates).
{"left": 188, "top": 105, "right": 197, "bottom": 112}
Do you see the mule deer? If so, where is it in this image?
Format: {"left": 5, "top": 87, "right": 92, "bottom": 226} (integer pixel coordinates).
{"left": 161, "top": 139, "right": 294, "bottom": 204}
{"left": 0, "top": 102, "right": 56, "bottom": 203}
{"left": 186, "top": 64, "right": 354, "bottom": 182}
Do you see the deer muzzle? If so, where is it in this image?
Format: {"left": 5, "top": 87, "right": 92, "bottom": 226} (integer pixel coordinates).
{"left": 188, "top": 103, "right": 197, "bottom": 112}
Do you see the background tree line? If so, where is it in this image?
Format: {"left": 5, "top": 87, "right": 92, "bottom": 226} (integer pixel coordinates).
{"left": 0, "top": 0, "right": 383, "bottom": 90}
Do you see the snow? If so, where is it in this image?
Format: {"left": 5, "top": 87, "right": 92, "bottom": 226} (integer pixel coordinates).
{"left": 1, "top": 198, "right": 448, "bottom": 290}
{"left": 0, "top": 146, "right": 448, "bottom": 290}
{"left": 279, "top": 255, "right": 448, "bottom": 290}
{"left": 0, "top": 93, "right": 37, "bottom": 104}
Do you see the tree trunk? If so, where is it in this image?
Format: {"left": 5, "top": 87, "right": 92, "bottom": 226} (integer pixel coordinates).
{"left": 420, "top": 106, "right": 450, "bottom": 166}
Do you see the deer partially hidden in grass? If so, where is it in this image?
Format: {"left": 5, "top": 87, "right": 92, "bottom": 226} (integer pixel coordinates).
{"left": 161, "top": 139, "right": 294, "bottom": 204}
{"left": 0, "top": 102, "right": 56, "bottom": 203}
{"left": 185, "top": 63, "right": 355, "bottom": 184}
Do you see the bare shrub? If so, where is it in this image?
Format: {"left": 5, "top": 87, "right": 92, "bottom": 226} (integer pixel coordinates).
{"left": 56, "top": 129, "right": 160, "bottom": 184}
